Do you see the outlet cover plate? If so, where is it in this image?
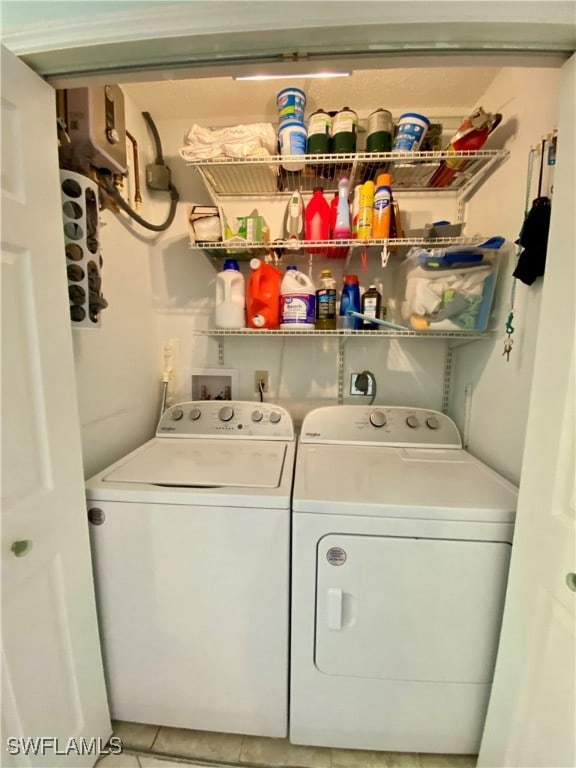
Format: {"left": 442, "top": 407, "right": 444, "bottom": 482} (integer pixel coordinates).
{"left": 255, "top": 370, "right": 269, "bottom": 393}
{"left": 350, "top": 372, "right": 374, "bottom": 396}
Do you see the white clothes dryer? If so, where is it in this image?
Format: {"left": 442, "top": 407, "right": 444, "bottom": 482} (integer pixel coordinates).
{"left": 290, "top": 406, "right": 517, "bottom": 755}
{"left": 86, "top": 401, "right": 295, "bottom": 738}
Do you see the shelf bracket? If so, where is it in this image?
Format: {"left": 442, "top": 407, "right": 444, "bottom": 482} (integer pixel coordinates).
{"left": 337, "top": 337, "right": 345, "bottom": 405}
{"left": 442, "top": 343, "right": 455, "bottom": 414}
{"left": 217, "top": 339, "right": 224, "bottom": 366}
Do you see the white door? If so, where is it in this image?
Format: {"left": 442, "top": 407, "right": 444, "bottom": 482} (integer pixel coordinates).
{"left": 315, "top": 533, "right": 511, "bottom": 682}
{"left": 1, "top": 45, "right": 111, "bottom": 767}
{"left": 478, "top": 54, "right": 576, "bottom": 768}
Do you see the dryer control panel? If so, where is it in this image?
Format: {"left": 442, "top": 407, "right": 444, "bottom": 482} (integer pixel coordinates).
{"left": 157, "top": 401, "right": 294, "bottom": 440}
{"left": 300, "top": 406, "right": 462, "bottom": 448}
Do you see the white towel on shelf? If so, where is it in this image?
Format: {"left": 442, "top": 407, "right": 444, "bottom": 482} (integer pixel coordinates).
{"left": 178, "top": 123, "right": 278, "bottom": 161}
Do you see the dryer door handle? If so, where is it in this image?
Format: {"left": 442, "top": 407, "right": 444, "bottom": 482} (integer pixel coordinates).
{"left": 327, "top": 587, "right": 343, "bottom": 630}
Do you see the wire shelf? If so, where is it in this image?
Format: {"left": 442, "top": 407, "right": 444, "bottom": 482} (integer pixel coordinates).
{"left": 197, "top": 328, "right": 493, "bottom": 340}
{"left": 194, "top": 236, "right": 486, "bottom": 254}
{"left": 188, "top": 150, "right": 509, "bottom": 197}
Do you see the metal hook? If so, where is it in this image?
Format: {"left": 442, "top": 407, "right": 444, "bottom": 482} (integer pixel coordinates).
{"left": 380, "top": 241, "right": 389, "bottom": 268}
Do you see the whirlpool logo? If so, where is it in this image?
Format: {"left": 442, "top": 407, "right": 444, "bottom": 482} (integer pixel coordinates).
{"left": 305, "top": 431, "right": 321, "bottom": 438}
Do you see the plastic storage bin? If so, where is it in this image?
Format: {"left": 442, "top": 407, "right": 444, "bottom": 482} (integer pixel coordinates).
{"left": 394, "top": 247, "right": 500, "bottom": 332}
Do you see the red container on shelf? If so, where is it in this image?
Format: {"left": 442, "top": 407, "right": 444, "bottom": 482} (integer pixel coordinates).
{"left": 304, "top": 188, "right": 331, "bottom": 255}
{"left": 430, "top": 107, "right": 502, "bottom": 188}
{"left": 245, "top": 258, "right": 283, "bottom": 329}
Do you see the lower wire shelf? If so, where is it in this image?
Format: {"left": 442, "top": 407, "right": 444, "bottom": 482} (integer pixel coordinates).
{"left": 197, "top": 328, "right": 493, "bottom": 340}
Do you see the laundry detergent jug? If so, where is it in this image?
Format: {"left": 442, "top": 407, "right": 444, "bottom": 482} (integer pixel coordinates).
{"left": 215, "top": 258, "right": 245, "bottom": 329}
{"left": 246, "top": 258, "right": 282, "bottom": 329}
{"left": 279, "top": 266, "right": 316, "bottom": 329}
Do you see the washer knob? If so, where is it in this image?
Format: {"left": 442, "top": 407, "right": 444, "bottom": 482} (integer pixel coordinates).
{"left": 251, "top": 410, "right": 264, "bottom": 422}
{"left": 406, "top": 415, "right": 419, "bottom": 428}
{"left": 426, "top": 416, "right": 440, "bottom": 430}
{"left": 171, "top": 408, "right": 183, "bottom": 421}
{"left": 370, "top": 411, "right": 387, "bottom": 428}
{"left": 218, "top": 406, "right": 234, "bottom": 422}
{"left": 189, "top": 408, "right": 201, "bottom": 421}
{"left": 269, "top": 410, "right": 282, "bottom": 424}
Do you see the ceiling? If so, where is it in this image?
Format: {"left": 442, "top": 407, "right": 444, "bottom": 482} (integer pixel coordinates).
{"left": 121, "top": 66, "right": 503, "bottom": 125}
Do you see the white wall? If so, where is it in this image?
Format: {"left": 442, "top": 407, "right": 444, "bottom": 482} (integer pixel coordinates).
{"left": 450, "top": 66, "right": 561, "bottom": 484}
{"left": 72, "top": 93, "right": 163, "bottom": 477}
{"left": 149, "top": 102, "right": 468, "bottom": 429}
{"left": 72, "top": 62, "right": 561, "bottom": 470}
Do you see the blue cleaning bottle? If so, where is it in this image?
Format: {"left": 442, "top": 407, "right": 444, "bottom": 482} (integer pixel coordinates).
{"left": 339, "top": 274, "right": 361, "bottom": 330}
{"left": 332, "top": 177, "right": 351, "bottom": 239}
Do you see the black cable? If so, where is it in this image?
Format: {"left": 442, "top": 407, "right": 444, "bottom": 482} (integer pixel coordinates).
{"left": 101, "top": 175, "right": 179, "bottom": 232}
{"left": 358, "top": 370, "right": 377, "bottom": 405}
{"left": 142, "top": 110, "right": 164, "bottom": 164}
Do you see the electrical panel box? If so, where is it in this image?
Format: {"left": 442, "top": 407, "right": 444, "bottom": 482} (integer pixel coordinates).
{"left": 64, "top": 86, "right": 127, "bottom": 174}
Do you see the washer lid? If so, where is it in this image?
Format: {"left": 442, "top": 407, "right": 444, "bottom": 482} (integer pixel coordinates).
{"left": 293, "top": 443, "right": 517, "bottom": 521}
{"left": 102, "top": 438, "right": 287, "bottom": 488}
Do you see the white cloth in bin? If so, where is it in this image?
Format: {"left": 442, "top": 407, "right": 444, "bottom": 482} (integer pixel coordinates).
{"left": 403, "top": 266, "right": 492, "bottom": 322}
{"left": 179, "top": 123, "right": 277, "bottom": 161}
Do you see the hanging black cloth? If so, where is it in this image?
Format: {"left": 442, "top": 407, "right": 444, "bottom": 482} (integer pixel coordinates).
{"left": 513, "top": 139, "right": 552, "bottom": 286}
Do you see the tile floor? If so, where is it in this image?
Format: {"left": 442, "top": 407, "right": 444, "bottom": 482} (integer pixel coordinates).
{"left": 95, "top": 721, "right": 478, "bottom": 768}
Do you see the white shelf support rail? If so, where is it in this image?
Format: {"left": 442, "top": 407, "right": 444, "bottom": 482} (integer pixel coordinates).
{"left": 442, "top": 343, "right": 455, "bottom": 414}
{"left": 338, "top": 337, "right": 346, "bottom": 405}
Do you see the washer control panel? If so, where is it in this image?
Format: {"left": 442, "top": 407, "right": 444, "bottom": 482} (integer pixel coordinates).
{"left": 300, "top": 406, "right": 462, "bottom": 448}
{"left": 157, "top": 401, "right": 294, "bottom": 440}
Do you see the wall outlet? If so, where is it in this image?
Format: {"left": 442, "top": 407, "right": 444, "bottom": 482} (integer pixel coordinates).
{"left": 350, "top": 372, "right": 374, "bottom": 396}
{"left": 255, "top": 370, "right": 269, "bottom": 393}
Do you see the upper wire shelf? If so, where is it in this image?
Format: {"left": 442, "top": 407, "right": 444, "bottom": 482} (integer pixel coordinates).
{"left": 187, "top": 149, "right": 509, "bottom": 197}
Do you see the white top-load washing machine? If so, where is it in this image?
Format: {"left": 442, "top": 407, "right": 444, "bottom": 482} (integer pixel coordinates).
{"left": 86, "top": 400, "right": 295, "bottom": 738}
{"left": 290, "top": 405, "right": 518, "bottom": 755}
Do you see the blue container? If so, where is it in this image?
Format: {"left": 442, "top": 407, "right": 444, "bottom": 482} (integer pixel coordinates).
{"left": 339, "top": 275, "right": 361, "bottom": 330}
{"left": 278, "top": 120, "right": 307, "bottom": 171}
{"left": 277, "top": 87, "right": 306, "bottom": 124}
{"left": 392, "top": 112, "right": 430, "bottom": 152}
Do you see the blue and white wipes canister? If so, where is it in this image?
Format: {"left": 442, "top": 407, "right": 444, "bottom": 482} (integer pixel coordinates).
{"left": 278, "top": 120, "right": 307, "bottom": 171}
{"left": 392, "top": 112, "right": 430, "bottom": 152}
{"left": 276, "top": 87, "right": 306, "bottom": 124}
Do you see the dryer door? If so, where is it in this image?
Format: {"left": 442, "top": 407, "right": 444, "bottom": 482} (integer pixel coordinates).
{"left": 315, "top": 533, "right": 510, "bottom": 684}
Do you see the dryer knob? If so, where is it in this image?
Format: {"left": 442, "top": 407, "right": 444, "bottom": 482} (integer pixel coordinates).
{"left": 426, "top": 416, "right": 440, "bottom": 430}
{"left": 189, "top": 408, "right": 201, "bottom": 421}
{"left": 406, "top": 415, "right": 419, "bottom": 428}
{"left": 218, "top": 406, "right": 234, "bottom": 422}
{"left": 370, "top": 411, "right": 387, "bottom": 428}
{"left": 269, "top": 410, "right": 282, "bottom": 424}
{"left": 171, "top": 408, "right": 184, "bottom": 421}
{"left": 251, "top": 410, "right": 264, "bottom": 422}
